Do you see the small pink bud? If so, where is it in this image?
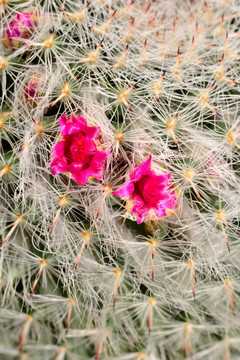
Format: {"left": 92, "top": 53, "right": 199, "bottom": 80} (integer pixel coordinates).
{"left": 2, "top": 12, "right": 39, "bottom": 50}
{"left": 24, "top": 75, "right": 42, "bottom": 107}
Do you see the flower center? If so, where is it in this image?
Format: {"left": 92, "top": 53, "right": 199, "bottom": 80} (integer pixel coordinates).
{"left": 67, "top": 134, "right": 86, "bottom": 163}
{"left": 134, "top": 175, "right": 149, "bottom": 199}
{"left": 134, "top": 175, "right": 157, "bottom": 204}
{"left": 134, "top": 175, "right": 166, "bottom": 208}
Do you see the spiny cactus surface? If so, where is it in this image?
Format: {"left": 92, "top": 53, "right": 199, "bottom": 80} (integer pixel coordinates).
{"left": 1, "top": 1, "right": 240, "bottom": 359}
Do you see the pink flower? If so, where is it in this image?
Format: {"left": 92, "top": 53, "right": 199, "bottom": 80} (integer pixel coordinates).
{"left": 112, "top": 156, "right": 177, "bottom": 224}
{"left": 2, "top": 12, "right": 38, "bottom": 50}
{"left": 49, "top": 114, "right": 111, "bottom": 185}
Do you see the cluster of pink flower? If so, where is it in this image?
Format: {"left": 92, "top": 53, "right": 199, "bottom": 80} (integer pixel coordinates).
{"left": 1, "top": 11, "right": 177, "bottom": 224}
{"left": 49, "top": 114, "right": 177, "bottom": 224}
{"left": 2, "top": 11, "right": 177, "bottom": 224}
{"left": 2, "top": 11, "right": 38, "bottom": 50}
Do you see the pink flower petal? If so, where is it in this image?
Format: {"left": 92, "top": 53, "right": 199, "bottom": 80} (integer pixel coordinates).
{"left": 154, "top": 208, "right": 167, "bottom": 217}
{"left": 157, "top": 193, "right": 177, "bottom": 210}
{"left": 68, "top": 162, "right": 84, "bottom": 173}
{"left": 112, "top": 181, "right": 134, "bottom": 198}
{"left": 50, "top": 141, "right": 65, "bottom": 158}
{"left": 88, "top": 150, "right": 111, "bottom": 180}
{"left": 130, "top": 155, "right": 152, "bottom": 182}
{"left": 71, "top": 168, "right": 91, "bottom": 186}
{"left": 49, "top": 157, "right": 68, "bottom": 175}
{"left": 131, "top": 202, "right": 149, "bottom": 224}
{"left": 92, "top": 150, "right": 111, "bottom": 163}
{"left": 86, "top": 126, "right": 100, "bottom": 139}
{"left": 151, "top": 173, "right": 171, "bottom": 183}
{"left": 59, "top": 114, "right": 86, "bottom": 136}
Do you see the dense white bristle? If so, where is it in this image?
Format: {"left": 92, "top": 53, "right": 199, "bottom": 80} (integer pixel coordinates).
{"left": 0, "top": 0, "right": 240, "bottom": 359}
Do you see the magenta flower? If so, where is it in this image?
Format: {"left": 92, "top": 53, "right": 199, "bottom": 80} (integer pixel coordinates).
{"left": 2, "top": 12, "right": 38, "bottom": 50}
{"left": 112, "top": 156, "right": 177, "bottom": 224}
{"left": 49, "top": 114, "right": 111, "bottom": 185}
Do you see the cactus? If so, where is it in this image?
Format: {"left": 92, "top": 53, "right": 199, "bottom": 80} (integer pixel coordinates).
{"left": 1, "top": 1, "right": 240, "bottom": 359}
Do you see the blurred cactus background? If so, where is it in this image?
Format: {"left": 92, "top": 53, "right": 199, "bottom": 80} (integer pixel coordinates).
{"left": 1, "top": 0, "right": 240, "bottom": 359}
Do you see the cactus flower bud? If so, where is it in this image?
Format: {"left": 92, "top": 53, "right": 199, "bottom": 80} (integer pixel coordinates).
{"left": 2, "top": 12, "right": 39, "bottom": 50}
{"left": 24, "top": 75, "right": 42, "bottom": 107}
